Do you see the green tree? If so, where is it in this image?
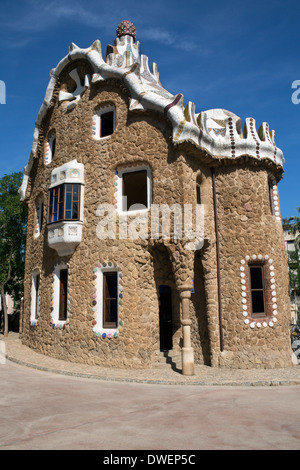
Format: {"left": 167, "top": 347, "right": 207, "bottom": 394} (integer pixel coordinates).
{"left": 283, "top": 207, "right": 300, "bottom": 236}
{"left": 0, "top": 172, "right": 27, "bottom": 336}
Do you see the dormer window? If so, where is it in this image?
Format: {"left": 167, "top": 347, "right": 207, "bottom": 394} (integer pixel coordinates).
{"left": 45, "top": 133, "right": 56, "bottom": 165}
{"left": 93, "top": 105, "right": 115, "bottom": 139}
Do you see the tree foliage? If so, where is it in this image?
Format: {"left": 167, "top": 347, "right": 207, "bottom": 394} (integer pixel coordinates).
{"left": 0, "top": 172, "right": 27, "bottom": 334}
{"left": 282, "top": 207, "right": 300, "bottom": 236}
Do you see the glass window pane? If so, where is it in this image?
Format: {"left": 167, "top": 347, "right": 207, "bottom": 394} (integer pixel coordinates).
{"left": 59, "top": 269, "right": 68, "bottom": 321}
{"left": 72, "top": 202, "right": 78, "bottom": 219}
{"left": 251, "top": 291, "right": 265, "bottom": 314}
{"left": 66, "top": 193, "right": 72, "bottom": 211}
{"left": 58, "top": 201, "right": 64, "bottom": 220}
{"left": 106, "top": 273, "right": 117, "bottom": 298}
{"left": 48, "top": 184, "right": 81, "bottom": 223}
{"left": 59, "top": 185, "right": 64, "bottom": 202}
{"left": 250, "top": 267, "right": 263, "bottom": 290}
{"left": 109, "top": 298, "right": 118, "bottom": 323}
{"left": 73, "top": 184, "right": 79, "bottom": 201}
{"left": 48, "top": 189, "right": 53, "bottom": 222}
{"left": 103, "top": 272, "right": 118, "bottom": 326}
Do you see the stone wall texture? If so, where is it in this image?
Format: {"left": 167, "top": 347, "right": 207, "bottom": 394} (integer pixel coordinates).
{"left": 21, "top": 60, "right": 294, "bottom": 370}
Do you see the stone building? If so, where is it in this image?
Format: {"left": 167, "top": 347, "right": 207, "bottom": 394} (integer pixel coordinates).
{"left": 284, "top": 229, "right": 300, "bottom": 325}
{"left": 19, "top": 21, "right": 294, "bottom": 375}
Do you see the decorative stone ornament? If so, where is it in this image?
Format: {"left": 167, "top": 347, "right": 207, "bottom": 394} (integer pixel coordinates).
{"left": 58, "top": 68, "right": 90, "bottom": 111}
{"left": 116, "top": 20, "right": 136, "bottom": 40}
{"left": 268, "top": 175, "right": 281, "bottom": 221}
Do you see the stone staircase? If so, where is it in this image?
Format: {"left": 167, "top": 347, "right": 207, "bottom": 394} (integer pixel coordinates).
{"left": 154, "top": 349, "right": 182, "bottom": 372}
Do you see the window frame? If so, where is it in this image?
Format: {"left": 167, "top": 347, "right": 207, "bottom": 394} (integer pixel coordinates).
{"left": 45, "top": 133, "right": 56, "bottom": 165}
{"left": 51, "top": 263, "right": 69, "bottom": 326}
{"left": 58, "top": 268, "right": 68, "bottom": 322}
{"left": 241, "top": 255, "right": 278, "bottom": 328}
{"left": 34, "top": 196, "right": 44, "bottom": 238}
{"left": 92, "top": 266, "right": 122, "bottom": 336}
{"left": 248, "top": 264, "right": 266, "bottom": 318}
{"left": 102, "top": 271, "right": 118, "bottom": 329}
{"left": 93, "top": 105, "right": 116, "bottom": 140}
{"left": 116, "top": 165, "right": 152, "bottom": 215}
{"left": 47, "top": 183, "right": 81, "bottom": 225}
{"left": 30, "top": 269, "right": 41, "bottom": 323}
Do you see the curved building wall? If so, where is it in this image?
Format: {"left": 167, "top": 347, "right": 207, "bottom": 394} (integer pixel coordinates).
{"left": 21, "top": 60, "right": 293, "bottom": 370}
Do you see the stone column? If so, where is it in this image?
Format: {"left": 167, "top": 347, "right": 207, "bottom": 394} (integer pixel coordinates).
{"left": 179, "top": 287, "right": 194, "bottom": 376}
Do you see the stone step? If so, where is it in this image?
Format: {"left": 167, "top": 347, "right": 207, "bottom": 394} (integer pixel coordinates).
{"left": 154, "top": 350, "right": 182, "bottom": 368}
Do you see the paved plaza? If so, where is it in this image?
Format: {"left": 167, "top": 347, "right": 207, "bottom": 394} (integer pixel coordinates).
{"left": 0, "top": 333, "right": 300, "bottom": 450}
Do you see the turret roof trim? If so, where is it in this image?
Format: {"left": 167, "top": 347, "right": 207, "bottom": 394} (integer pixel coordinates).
{"left": 19, "top": 23, "right": 284, "bottom": 200}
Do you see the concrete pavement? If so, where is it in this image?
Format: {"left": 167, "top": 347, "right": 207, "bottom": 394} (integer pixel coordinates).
{"left": 1, "top": 358, "right": 300, "bottom": 450}
{"left": 1, "top": 333, "right": 300, "bottom": 450}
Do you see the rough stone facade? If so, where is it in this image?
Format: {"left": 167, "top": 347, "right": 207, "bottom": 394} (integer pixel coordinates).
{"left": 20, "top": 22, "right": 294, "bottom": 373}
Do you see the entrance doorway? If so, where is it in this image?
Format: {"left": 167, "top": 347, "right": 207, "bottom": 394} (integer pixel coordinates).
{"left": 159, "top": 285, "right": 173, "bottom": 351}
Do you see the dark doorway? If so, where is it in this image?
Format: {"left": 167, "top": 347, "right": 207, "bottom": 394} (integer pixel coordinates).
{"left": 159, "top": 285, "right": 173, "bottom": 351}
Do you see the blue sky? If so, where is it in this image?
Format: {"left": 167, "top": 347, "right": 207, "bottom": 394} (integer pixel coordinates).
{"left": 0, "top": 0, "right": 299, "bottom": 218}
